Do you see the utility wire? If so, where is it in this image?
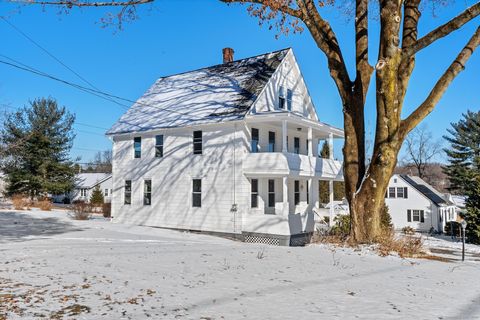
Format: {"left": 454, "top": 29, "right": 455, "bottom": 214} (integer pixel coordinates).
{"left": 1, "top": 17, "right": 99, "bottom": 91}
{"left": 0, "top": 54, "right": 196, "bottom": 118}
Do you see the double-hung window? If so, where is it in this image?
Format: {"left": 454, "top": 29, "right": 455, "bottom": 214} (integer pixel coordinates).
{"left": 144, "top": 180, "right": 152, "bottom": 205}
{"left": 192, "top": 179, "right": 202, "bottom": 207}
{"left": 396, "top": 187, "right": 408, "bottom": 198}
{"left": 287, "top": 89, "right": 293, "bottom": 111}
{"left": 268, "top": 179, "right": 275, "bottom": 208}
{"left": 104, "top": 189, "right": 109, "bottom": 197}
{"left": 279, "top": 86, "right": 286, "bottom": 109}
{"left": 155, "top": 135, "right": 164, "bottom": 158}
{"left": 407, "top": 209, "right": 425, "bottom": 223}
{"left": 251, "top": 179, "right": 258, "bottom": 208}
{"left": 268, "top": 131, "right": 275, "bottom": 152}
{"left": 193, "top": 131, "right": 203, "bottom": 155}
{"left": 294, "top": 137, "right": 300, "bottom": 154}
{"left": 124, "top": 180, "right": 132, "bottom": 205}
{"left": 294, "top": 180, "right": 300, "bottom": 205}
{"left": 251, "top": 128, "right": 259, "bottom": 153}
{"left": 388, "top": 187, "right": 396, "bottom": 198}
{"left": 134, "top": 137, "right": 141, "bottom": 158}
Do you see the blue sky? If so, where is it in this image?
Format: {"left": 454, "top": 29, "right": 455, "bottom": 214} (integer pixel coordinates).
{"left": 1, "top": 0, "right": 478, "bottom": 163}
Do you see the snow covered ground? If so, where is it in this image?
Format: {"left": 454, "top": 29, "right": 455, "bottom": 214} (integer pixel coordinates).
{"left": 1, "top": 209, "right": 480, "bottom": 319}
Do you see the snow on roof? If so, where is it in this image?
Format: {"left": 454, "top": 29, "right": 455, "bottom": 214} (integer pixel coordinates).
{"left": 75, "top": 173, "right": 111, "bottom": 189}
{"left": 450, "top": 195, "right": 466, "bottom": 208}
{"left": 400, "top": 175, "right": 453, "bottom": 207}
{"left": 107, "top": 49, "right": 290, "bottom": 135}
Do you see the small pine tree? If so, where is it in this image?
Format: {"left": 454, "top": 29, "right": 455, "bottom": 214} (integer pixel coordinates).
{"left": 380, "top": 203, "right": 393, "bottom": 230}
{"left": 90, "top": 185, "right": 104, "bottom": 206}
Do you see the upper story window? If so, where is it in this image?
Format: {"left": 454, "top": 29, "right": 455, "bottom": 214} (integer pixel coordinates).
{"left": 294, "top": 137, "right": 300, "bottom": 154}
{"left": 104, "top": 189, "right": 109, "bottom": 197}
{"left": 193, "top": 130, "right": 202, "bottom": 155}
{"left": 155, "top": 135, "right": 164, "bottom": 158}
{"left": 388, "top": 187, "right": 396, "bottom": 198}
{"left": 287, "top": 89, "right": 293, "bottom": 111}
{"left": 144, "top": 180, "right": 152, "bottom": 205}
{"left": 268, "top": 131, "right": 275, "bottom": 152}
{"left": 386, "top": 187, "right": 408, "bottom": 199}
{"left": 134, "top": 137, "right": 141, "bottom": 158}
{"left": 124, "top": 180, "right": 132, "bottom": 205}
{"left": 251, "top": 128, "right": 259, "bottom": 153}
{"left": 279, "top": 86, "right": 286, "bottom": 109}
{"left": 396, "top": 187, "right": 408, "bottom": 198}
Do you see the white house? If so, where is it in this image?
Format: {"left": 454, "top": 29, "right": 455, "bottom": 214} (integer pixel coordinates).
{"left": 106, "top": 48, "right": 344, "bottom": 246}
{"left": 53, "top": 173, "right": 113, "bottom": 203}
{"left": 385, "top": 174, "right": 457, "bottom": 233}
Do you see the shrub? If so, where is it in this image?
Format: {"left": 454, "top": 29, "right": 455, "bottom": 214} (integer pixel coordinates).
{"left": 12, "top": 194, "right": 28, "bottom": 210}
{"left": 402, "top": 226, "right": 415, "bottom": 235}
{"left": 37, "top": 199, "right": 53, "bottom": 211}
{"left": 380, "top": 204, "right": 393, "bottom": 230}
{"left": 330, "top": 214, "right": 351, "bottom": 237}
{"left": 72, "top": 202, "right": 92, "bottom": 220}
{"left": 102, "top": 203, "right": 111, "bottom": 218}
{"left": 377, "top": 234, "right": 424, "bottom": 258}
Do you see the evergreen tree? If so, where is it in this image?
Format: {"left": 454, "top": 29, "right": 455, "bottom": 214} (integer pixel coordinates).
{"left": 90, "top": 185, "right": 104, "bottom": 205}
{"left": 319, "top": 141, "right": 330, "bottom": 158}
{"left": 443, "top": 110, "right": 480, "bottom": 243}
{"left": 1, "top": 98, "right": 76, "bottom": 198}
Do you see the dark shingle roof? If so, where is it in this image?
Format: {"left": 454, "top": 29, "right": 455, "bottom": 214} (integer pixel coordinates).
{"left": 400, "top": 175, "right": 451, "bottom": 206}
{"left": 107, "top": 48, "right": 290, "bottom": 135}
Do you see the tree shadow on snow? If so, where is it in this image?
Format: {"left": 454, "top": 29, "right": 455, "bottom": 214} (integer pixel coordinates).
{"left": 0, "top": 211, "right": 83, "bottom": 243}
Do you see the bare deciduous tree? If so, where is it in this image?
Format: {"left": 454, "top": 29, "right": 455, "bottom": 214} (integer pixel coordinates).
{"left": 402, "top": 124, "right": 442, "bottom": 179}
{"left": 8, "top": 0, "right": 480, "bottom": 242}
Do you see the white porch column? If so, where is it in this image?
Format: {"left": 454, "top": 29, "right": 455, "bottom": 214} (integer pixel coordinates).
{"left": 307, "top": 127, "right": 313, "bottom": 157}
{"left": 328, "top": 132, "right": 334, "bottom": 160}
{"left": 282, "top": 120, "right": 287, "bottom": 153}
{"left": 329, "top": 179, "right": 334, "bottom": 226}
{"left": 282, "top": 176, "right": 289, "bottom": 216}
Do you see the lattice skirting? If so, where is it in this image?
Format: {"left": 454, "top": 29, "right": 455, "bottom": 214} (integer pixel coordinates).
{"left": 244, "top": 234, "right": 281, "bottom": 246}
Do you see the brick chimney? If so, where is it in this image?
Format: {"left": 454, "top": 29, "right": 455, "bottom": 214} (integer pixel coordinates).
{"left": 222, "top": 48, "right": 234, "bottom": 63}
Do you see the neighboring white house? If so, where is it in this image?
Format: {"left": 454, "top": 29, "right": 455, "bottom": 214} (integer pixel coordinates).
{"left": 385, "top": 174, "right": 457, "bottom": 233}
{"left": 106, "top": 48, "right": 344, "bottom": 246}
{"left": 53, "top": 173, "right": 113, "bottom": 203}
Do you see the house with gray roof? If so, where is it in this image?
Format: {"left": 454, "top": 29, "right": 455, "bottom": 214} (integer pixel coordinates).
{"left": 107, "top": 48, "right": 344, "bottom": 246}
{"left": 385, "top": 174, "right": 457, "bottom": 233}
{"left": 53, "top": 173, "right": 112, "bottom": 204}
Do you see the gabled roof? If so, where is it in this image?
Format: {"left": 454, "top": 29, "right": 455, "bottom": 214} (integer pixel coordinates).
{"left": 399, "top": 175, "right": 454, "bottom": 207}
{"left": 75, "top": 173, "right": 112, "bottom": 189}
{"left": 107, "top": 48, "right": 290, "bottom": 135}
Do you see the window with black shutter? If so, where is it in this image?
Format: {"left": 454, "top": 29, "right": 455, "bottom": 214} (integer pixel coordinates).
{"left": 294, "top": 180, "right": 300, "bottom": 205}
{"left": 268, "top": 179, "right": 275, "bottom": 208}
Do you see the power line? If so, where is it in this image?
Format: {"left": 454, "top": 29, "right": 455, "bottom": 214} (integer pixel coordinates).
{"left": 1, "top": 17, "right": 99, "bottom": 91}
{"left": 0, "top": 54, "right": 196, "bottom": 119}
{"left": 76, "top": 122, "right": 109, "bottom": 131}
{"left": 75, "top": 129, "right": 106, "bottom": 137}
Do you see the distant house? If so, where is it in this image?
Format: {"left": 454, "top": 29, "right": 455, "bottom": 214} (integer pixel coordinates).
{"left": 106, "top": 48, "right": 344, "bottom": 246}
{"left": 53, "top": 173, "right": 112, "bottom": 203}
{"left": 385, "top": 174, "right": 457, "bottom": 233}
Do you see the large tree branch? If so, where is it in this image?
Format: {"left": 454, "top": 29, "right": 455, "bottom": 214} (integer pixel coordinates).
{"left": 404, "top": 2, "right": 480, "bottom": 57}
{"left": 354, "top": 0, "right": 373, "bottom": 102}
{"left": 12, "top": 0, "right": 153, "bottom": 7}
{"left": 401, "top": 26, "right": 480, "bottom": 136}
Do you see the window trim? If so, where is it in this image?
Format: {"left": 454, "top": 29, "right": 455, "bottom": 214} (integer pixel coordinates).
{"left": 134, "top": 137, "right": 141, "bottom": 159}
{"left": 104, "top": 188, "right": 109, "bottom": 197}
{"left": 388, "top": 187, "right": 396, "bottom": 198}
{"left": 407, "top": 209, "right": 425, "bottom": 223}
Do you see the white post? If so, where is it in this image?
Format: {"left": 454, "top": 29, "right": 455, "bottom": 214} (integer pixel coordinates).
{"left": 307, "top": 127, "right": 313, "bottom": 157}
{"left": 329, "top": 179, "right": 334, "bottom": 226}
{"left": 283, "top": 176, "right": 288, "bottom": 216}
{"left": 328, "top": 132, "right": 334, "bottom": 160}
{"left": 282, "top": 120, "right": 287, "bottom": 153}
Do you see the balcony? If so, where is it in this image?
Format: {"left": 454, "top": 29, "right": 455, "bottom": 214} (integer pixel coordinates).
{"left": 242, "top": 152, "right": 343, "bottom": 180}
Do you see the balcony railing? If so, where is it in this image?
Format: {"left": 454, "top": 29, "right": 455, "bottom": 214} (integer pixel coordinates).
{"left": 243, "top": 152, "right": 343, "bottom": 179}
